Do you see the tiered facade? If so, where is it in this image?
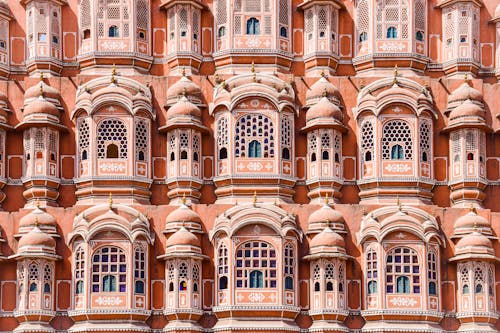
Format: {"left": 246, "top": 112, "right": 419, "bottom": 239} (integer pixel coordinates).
{"left": 0, "top": 0, "right": 498, "bottom": 332}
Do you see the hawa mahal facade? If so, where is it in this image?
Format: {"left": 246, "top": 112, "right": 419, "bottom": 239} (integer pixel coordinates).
{"left": 0, "top": 0, "right": 498, "bottom": 332}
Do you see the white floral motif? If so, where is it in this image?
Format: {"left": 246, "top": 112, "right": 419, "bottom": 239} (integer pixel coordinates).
{"left": 380, "top": 42, "right": 405, "bottom": 52}
{"left": 96, "top": 296, "right": 123, "bottom": 306}
{"left": 99, "top": 163, "right": 126, "bottom": 172}
{"left": 248, "top": 292, "right": 265, "bottom": 302}
{"left": 247, "top": 162, "right": 263, "bottom": 171}
{"left": 390, "top": 296, "right": 417, "bottom": 307}
{"left": 384, "top": 163, "right": 411, "bottom": 172}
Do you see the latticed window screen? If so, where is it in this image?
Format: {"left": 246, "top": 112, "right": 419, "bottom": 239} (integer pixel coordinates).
{"left": 80, "top": 0, "right": 91, "bottom": 30}
{"left": 427, "top": 251, "right": 438, "bottom": 295}
{"left": 460, "top": 265, "right": 470, "bottom": 293}
{"left": 382, "top": 120, "right": 413, "bottom": 160}
{"left": 360, "top": 120, "right": 374, "bottom": 162}
{"left": 35, "top": 129, "right": 45, "bottom": 151}
{"left": 98, "top": 0, "right": 130, "bottom": 38}
{"left": 29, "top": 263, "right": 39, "bottom": 291}
{"left": 215, "top": 0, "right": 227, "bottom": 35}
{"left": 134, "top": 245, "right": 146, "bottom": 294}
{"left": 91, "top": 246, "right": 127, "bottom": 293}
{"left": 232, "top": 0, "right": 272, "bottom": 36}
{"left": 474, "top": 265, "right": 485, "bottom": 293}
{"left": 366, "top": 248, "right": 378, "bottom": 294}
{"left": 136, "top": 0, "right": 149, "bottom": 31}
{"left": 324, "top": 262, "right": 335, "bottom": 291}
{"left": 135, "top": 119, "right": 148, "bottom": 161}
{"left": 235, "top": 241, "right": 277, "bottom": 288}
{"left": 43, "top": 264, "right": 52, "bottom": 293}
{"left": 280, "top": 117, "right": 292, "bottom": 149}
{"left": 235, "top": 114, "right": 274, "bottom": 158}
{"left": 414, "top": 0, "right": 425, "bottom": 39}
{"left": 419, "top": 121, "right": 431, "bottom": 162}
{"left": 386, "top": 247, "right": 420, "bottom": 294}
{"left": 284, "top": 243, "right": 294, "bottom": 290}
{"left": 74, "top": 246, "right": 85, "bottom": 294}
{"left": 217, "top": 117, "right": 228, "bottom": 152}
{"left": 217, "top": 243, "right": 229, "bottom": 289}
{"left": 356, "top": 0, "right": 369, "bottom": 42}
{"left": 376, "top": 0, "right": 409, "bottom": 40}
{"left": 278, "top": 0, "right": 289, "bottom": 38}
{"left": 96, "top": 119, "right": 128, "bottom": 159}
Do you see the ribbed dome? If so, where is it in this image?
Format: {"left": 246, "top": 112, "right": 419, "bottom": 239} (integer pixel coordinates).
{"left": 166, "top": 226, "right": 200, "bottom": 248}
{"left": 92, "top": 83, "right": 133, "bottom": 100}
{"left": 306, "top": 76, "right": 340, "bottom": 101}
{"left": 310, "top": 227, "right": 345, "bottom": 249}
{"left": 454, "top": 210, "right": 489, "bottom": 230}
{"left": 449, "top": 82, "right": 482, "bottom": 104}
{"left": 167, "top": 76, "right": 202, "bottom": 100}
{"left": 306, "top": 97, "right": 343, "bottom": 122}
{"left": 309, "top": 204, "right": 345, "bottom": 226}
{"left": 167, "top": 96, "right": 201, "bottom": 119}
{"left": 456, "top": 231, "right": 493, "bottom": 250}
{"left": 449, "top": 99, "right": 484, "bottom": 120}
{"left": 18, "top": 226, "right": 56, "bottom": 249}
{"left": 25, "top": 81, "right": 61, "bottom": 101}
{"left": 19, "top": 206, "right": 57, "bottom": 228}
{"left": 165, "top": 203, "right": 203, "bottom": 233}
{"left": 23, "top": 96, "right": 59, "bottom": 117}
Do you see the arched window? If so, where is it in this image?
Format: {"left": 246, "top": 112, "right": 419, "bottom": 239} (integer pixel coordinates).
{"left": 368, "top": 281, "right": 377, "bottom": 294}
{"left": 219, "top": 147, "right": 228, "bottom": 159}
{"left": 467, "top": 153, "right": 474, "bottom": 160}
{"left": 474, "top": 266, "right": 484, "bottom": 294}
{"left": 43, "top": 265, "right": 52, "bottom": 293}
{"left": 235, "top": 113, "right": 274, "bottom": 158}
{"left": 134, "top": 246, "right": 146, "bottom": 294}
{"left": 282, "top": 148, "right": 290, "bottom": 160}
{"left": 386, "top": 26, "right": 397, "bottom": 38}
{"left": 427, "top": 251, "right": 438, "bottom": 296}
{"left": 78, "top": 118, "right": 90, "bottom": 162}
{"left": 359, "top": 32, "right": 368, "bottom": 42}
{"left": 135, "top": 119, "right": 149, "bottom": 163}
{"left": 325, "top": 262, "right": 335, "bottom": 291}
{"left": 249, "top": 270, "right": 263, "bottom": 288}
{"left": 97, "top": 119, "right": 128, "bottom": 159}
{"left": 103, "top": 275, "right": 116, "bottom": 292}
{"left": 382, "top": 120, "right": 412, "bottom": 160}
{"left": 366, "top": 248, "right": 378, "bottom": 294}
{"left": 280, "top": 27, "right": 287, "bottom": 37}
{"left": 192, "top": 264, "right": 200, "bottom": 293}
{"left": 91, "top": 246, "right": 127, "bottom": 293}
{"left": 74, "top": 247, "right": 85, "bottom": 295}
{"left": 386, "top": 247, "right": 420, "bottom": 294}
{"left": 391, "top": 144, "right": 404, "bottom": 160}
{"left": 462, "top": 284, "right": 469, "bottom": 294}
{"left": 248, "top": 140, "right": 262, "bottom": 158}
{"left": 109, "top": 25, "right": 119, "bottom": 37}
{"left": 361, "top": 121, "right": 374, "bottom": 163}
{"left": 106, "top": 144, "right": 119, "bottom": 158}
{"left": 246, "top": 17, "right": 260, "bottom": 35}
{"left": 179, "top": 281, "right": 187, "bottom": 291}
{"left": 218, "top": 26, "right": 226, "bottom": 37}
{"left": 29, "top": 263, "right": 39, "bottom": 293}
{"left": 236, "top": 241, "right": 276, "bottom": 288}
{"left": 396, "top": 276, "right": 410, "bottom": 293}
{"left": 218, "top": 244, "right": 229, "bottom": 290}
{"left": 416, "top": 31, "right": 424, "bottom": 41}
{"left": 314, "top": 281, "right": 320, "bottom": 292}
{"left": 284, "top": 243, "right": 294, "bottom": 290}
{"left": 322, "top": 151, "right": 330, "bottom": 160}
{"left": 179, "top": 261, "right": 189, "bottom": 291}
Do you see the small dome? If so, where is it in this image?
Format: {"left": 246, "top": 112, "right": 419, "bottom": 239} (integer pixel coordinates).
{"left": 167, "top": 76, "right": 202, "bottom": 100}
{"left": 306, "top": 97, "right": 343, "bottom": 122}
{"left": 449, "top": 99, "right": 484, "bottom": 121}
{"left": 91, "top": 83, "right": 133, "bottom": 101}
{"left": 18, "top": 226, "right": 56, "bottom": 250}
{"left": 166, "top": 226, "right": 200, "bottom": 248}
{"left": 310, "top": 227, "right": 345, "bottom": 249}
{"left": 25, "top": 81, "right": 61, "bottom": 101}
{"left": 23, "top": 96, "right": 59, "bottom": 118}
{"left": 449, "top": 82, "right": 482, "bottom": 104}
{"left": 456, "top": 231, "right": 493, "bottom": 250}
{"left": 308, "top": 204, "right": 345, "bottom": 228}
{"left": 167, "top": 96, "right": 201, "bottom": 119}
{"left": 19, "top": 206, "right": 57, "bottom": 228}
{"left": 165, "top": 204, "right": 203, "bottom": 233}
{"left": 306, "top": 76, "right": 340, "bottom": 101}
{"left": 454, "top": 210, "right": 489, "bottom": 230}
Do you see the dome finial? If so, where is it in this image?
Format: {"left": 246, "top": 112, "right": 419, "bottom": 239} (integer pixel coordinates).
{"left": 396, "top": 195, "right": 402, "bottom": 210}
{"left": 251, "top": 61, "right": 255, "bottom": 74}
{"left": 320, "top": 70, "right": 325, "bottom": 78}
{"left": 393, "top": 65, "right": 399, "bottom": 85}
{"left": 253, "top": 191, "right": 257, "bottom": 207}
{"left": 473, "top": 221, "right": 478, "bottom": 231}
{"left": 111, "top": 64, "right": 117, "bottom": 84}
{"left": 181, "top": 67, "right": 186, "bottom": 77}
{"left": 464, "top": 72, "right": 468, "bottom": 82}
{"left": 39, "top": 72, "right": 44, "bottom": 81}
{"left": 322, "top": 87, "right": 327, "bottom": 97}
{"left": 35, "top": 198, "right": 40, "bottom": 209}
{"left": 324, "top": 192, "right": 330, "bottom": 206}
{"left": 181, "top": 193, "right": 187, "bottom": 205}
{"left": 108, "top": 192, "right": 113, "bottom": 210}
{"left": 39, "top": 82, "right": 44, "bottom": 97}
{"left": 34, "top": 216, "right": 39, "bottom": 228}
{"left": 182, "top": 87, "right": 187, "bottom": 97}
{"left": 469, "top": 203, "right": 476, "bottom": 214}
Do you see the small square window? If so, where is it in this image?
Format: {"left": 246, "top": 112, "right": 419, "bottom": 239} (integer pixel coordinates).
{"left": 0, "top": 40, "right": 6, "bottom": 49}
{"left": 138, "top": 31, "right": 145, "bottom": 39}
{"left": 52, "top": 35, "right": 58, "bottom": 44}
{"left": 181, "top": 31, "right": 187, "bottom": 37}
{"left": 460, "top": 36, "right": 466, "bottom": 43}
